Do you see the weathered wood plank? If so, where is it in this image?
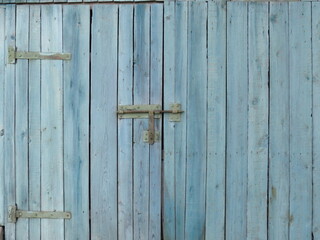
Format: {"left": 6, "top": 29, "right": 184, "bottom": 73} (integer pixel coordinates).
{"left": 163, "top": 2, "right": 175, "bottom": 239}
{"left": 149, "top": 4, "right": 162, "bottom": 240}
{"left": 63, "top": 5, "right": 90, "bottom": 240}
{"left": 15, "top": 5, "right": 29, "bottom": 239}
{"left": 173, "top": 3, "right": 188, "bottom": 239}
{"left": 206, "top": 2, "right": 226, "bottom": 240}
{"left": 185, "top": 2, "right": 207, "bottom": 240}
{"left": 247, "top": 3, "right": 269, "bottom": 240}
{"left": 312, "top": 3, "right": 320, "bottom": 238}
{"left": 133, "top": 4, "right": 150, "bottom": 240}
{"left": 226, "top": 2, "right": 248, "bottom": 239}
{"left": 118, "top": 5, "right": 134, "bottom": 240}
{"left": 4, "top": 5, "right": 16, "bottom": 240}
{"left": 28, "top": 5, "right": 41, "bottom": 240}
{"left": 0, "top": 6, "right": 5, "bottom": 227}
{"left": 163, "top": 2, "right": 188, "bottom": 239}
{"left": 91, "top": 5, "right": 118, "bottom": 240}
{"left": 40, "top": 5, "right": 64, "bottom": 240}
{"left": 268, "top": 3, "right": 290, "bottom": 240}
{"left": 289, "top": 2, "right": 312, "bottom": 240}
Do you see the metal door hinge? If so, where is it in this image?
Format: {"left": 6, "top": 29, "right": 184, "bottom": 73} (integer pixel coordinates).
{"left": 117, "top": 104, "right": 183, "bottom": 144}
{"left": 8, "top": 46, "right": 72, "bottom": 64}
{"left": 8, "top": 205, "right": 71, "bottom": 223}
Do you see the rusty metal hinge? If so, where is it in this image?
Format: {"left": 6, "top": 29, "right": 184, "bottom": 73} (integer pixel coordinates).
{"left": 117, "top": 104, "right": 183, "bottom": 145}
{"left": 8, "top": 205, "right": 71, "bottom": 223}
{"left": 8, "top": 46, "right": 72, "bottom": 64}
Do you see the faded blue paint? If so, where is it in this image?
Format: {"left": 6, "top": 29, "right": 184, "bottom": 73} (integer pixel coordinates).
{"left": 0, "top": 2, "right": 319, "bottom": 240}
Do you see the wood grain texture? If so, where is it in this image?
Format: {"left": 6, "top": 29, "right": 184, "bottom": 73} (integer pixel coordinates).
{"left": 185, "top": 2, "right": 207, "bottom": 240}
{"left": 172, "top": 3, "right": 188, "bottom": 240}
{"left": 289, "top": 2, "right": 312, "bottom": 240}
{"left": 118, "top": 5, "right": 134, "bottom": 240}
{"left": 15, "top": 5, "right": 30, "bottom": 239}
{"left": 163, "top": 2, "right": 188, "bottom": 240}
{"left": 163, "top": 2, "right": 175, "bottom": 239}
{"left": 149, "top": 4, "right": 163, "bottom": 240}
{"left": 133, "top": 5, "right": 150, "bottom": 240}
{"left": 90, "top": 5, "right": 118, "bottom": 240}
{"left": 226, "top": 2, "right": 248, "bottom": 239}
{"left": 63, "top": 5, "right": 90, "bottom": 240}
{"left": 312, "top": 3, "right": 320, "bottom": 238}
{"left": 268, "top": 3, "right": 290, "bottom": 240}
{"left": 247, "top": 3, "right": 269, "bottom": 240}
{"left": 28, "top": 5, "right": 41, "bottom": 240}
{"left": 0, "top": 6, "right": 5, "bottom": 226}
{"left": 4, "top": 5, "right": 16, "bottom": 240}
{"left": 206, "top": 2, "right": 226, "bottom": 239}
{"left": 40, "top": 5, "right": 64, "bottom": 240}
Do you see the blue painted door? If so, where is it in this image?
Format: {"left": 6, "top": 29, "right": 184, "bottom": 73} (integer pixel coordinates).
{"left": 2, "top": 5, "right": 90, "bottom": 240}
{"left": 2, "top": 2, "right": 320, "bottom": 240}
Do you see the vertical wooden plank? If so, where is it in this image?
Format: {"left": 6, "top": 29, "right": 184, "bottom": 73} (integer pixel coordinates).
{"left": 185, "top": 2, "right": 207, "bottom": 240}
{"left": 28, "top": 5, "right": 41, "bottom": 240}
{"left": 149, "top": 4, "right": 162, "bottom": 240}
{"left": 4, "top": 5, "right": 16, "bottom": 240}
{"left": 63, "top": 5, "right": 90, "bottom": 240}
{"left": 163, "top": 2, "right": 175, "bottom": 239}
{"left": 268, "top": 3, "right": 290, "bottom": 240}
{"left": 289, "top": 3, "right": 312, "bottom": 240}
{"left": 226, "top": 2, "right": 248, "bottom": 240}
{"left": 206, "top": 1, "right": 226, "bottom": 240}
{"left": 40, "top": 5, "right": 64, "bottom": 240}
{"left": 313, "top": 3, "right": 320, "bottom": 238}
{"left": 173, "top": 3, "right": 188, "bottom": 239}
{"left": 91, "top": 5, "right": 118, "bottom": 240}
{"left": 133, "top": 4, "right": 150, "bottom": 240}
{"left": 0, "top": 6, "right": 5, "bottom": 227}
{"left": 15, "top": 5, "right": 29, "bottom": 240}
{"left": 118, "top": 5, "right": 133, "bottom": 240}
{"left": 163, "top": 2, "right": 188, "bottom": 239}
{"left": 247, "top": 3, "right": 269, "bottom": 240}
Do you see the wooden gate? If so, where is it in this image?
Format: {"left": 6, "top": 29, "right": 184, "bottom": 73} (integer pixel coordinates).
{"left": 1, "top": 2, "right": 320, "bottom": 240}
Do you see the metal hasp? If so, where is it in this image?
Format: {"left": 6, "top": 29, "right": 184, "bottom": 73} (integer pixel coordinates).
{"left": 8, "top": 46, "right": 72, "bottom": 64}
{"left": 117, "top": 104, "right": 183, "bottom": 145}
{"left": 8, "top": 205, "right": 72, "bottom": 223}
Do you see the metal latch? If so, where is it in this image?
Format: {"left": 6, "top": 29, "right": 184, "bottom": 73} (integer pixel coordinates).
{"left": 117, "top": 104, "right": 183, "bottom": 145}
{"left": 8, "top": 205, "right": 71, "bottom": 223}
{"left": 8, "top": 46, "right": 72, "bottom": 64}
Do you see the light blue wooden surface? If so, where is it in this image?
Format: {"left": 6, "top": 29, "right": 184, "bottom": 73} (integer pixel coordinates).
{"left": 226, "top": 2, "right": 248, "bottom": 239}
{"left": 63, "top": 5, "right": 90, "bottom": 240}
{"left": 28, "top": 5, "right": 41, "bottom": 240}
{"left": 163, "top": 1, "right": 188, "bottom": 239}
{"left": 247, "top": 3, "right": 269, "bottom": 240}
{"left": 0, "top": 6, "right": 5, "bottom": 227}
{"left": 15, "top": 5, "right": 30, "bottom": 240}
{"left": 40, "top": 5, "right": 64, "bottom": 240}
{"left": 289, "top": 3, "right": 313, "bottom": 240}
{"left": 149, "top": 4, "right": 163, "bottom": 240}
{"left": 91, "top": 5, "right": 118, "bottom": 240}
{"left": 185, "top": 2, "right": 207, "bottom": 240}
{"left": 4, "top": 5, "right": 16, "bottom": 240}
{"left": 133, "top": 5, "right": 150, "bottom": 240}
{"left": 2, "top": 2, "right": 320, "bottom": 240}
{"left": 163, "top": 2, "right": 176, "bottom": 239}
{"left": 206, "top": 2, "right": 226, "bottom": 239}
{"left": 312, "top": 3, "right": 320, "bottom": 239}
{"left": 172, "top": 3, "right": 188, "bottom": 240}
{"left": 118, "top": 5, "right": 134, "bottom": 240}
{"left": 268, "top": 3, "right": 290, "bottom": 240}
